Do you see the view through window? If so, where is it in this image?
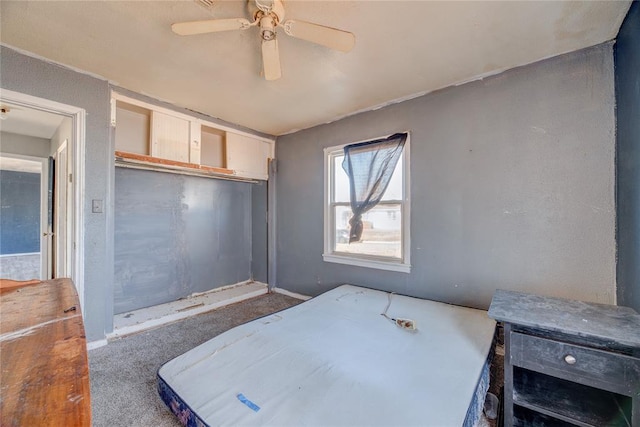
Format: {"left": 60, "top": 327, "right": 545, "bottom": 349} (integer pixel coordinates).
{"left": 326, "top": 146, "right": 407, "bottom": 264}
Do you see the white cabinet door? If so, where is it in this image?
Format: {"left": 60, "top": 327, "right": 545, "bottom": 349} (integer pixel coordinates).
{"left": 150, "top": 111, "right": 190, "bottom": 162}
{"left": 189, "top": 121, "right": 201, "bottom": 165}
{"left": 226, "top": 133, "right": 273, "bottom": 180}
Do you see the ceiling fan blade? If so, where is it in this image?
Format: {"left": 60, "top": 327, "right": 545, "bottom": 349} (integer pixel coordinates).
{"left": 259, "top": 15, "right": 281, "bottom": 81}
{"left": 171, "top": 18, "right": 252, "bottom": 36}
{"left": 262, "top": 37, "right": 282, "bottom": 81}
{"left": 282, "top": 20, "right": 355, "bottom": 53}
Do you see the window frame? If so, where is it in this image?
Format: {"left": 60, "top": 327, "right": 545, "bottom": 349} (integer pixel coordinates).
{"left": 323, "top": 134, "right": 411, "bottom": 273}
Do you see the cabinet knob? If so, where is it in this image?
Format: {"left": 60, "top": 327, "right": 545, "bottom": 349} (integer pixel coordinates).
{"left": 564, "top": 354, "right": 577, "bottom": 365}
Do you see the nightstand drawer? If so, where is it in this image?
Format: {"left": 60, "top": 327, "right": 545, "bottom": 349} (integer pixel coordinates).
{"left": 510, "top": 332, "right": 640, "bottom": 396}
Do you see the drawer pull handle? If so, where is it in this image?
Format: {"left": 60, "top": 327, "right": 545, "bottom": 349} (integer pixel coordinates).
{"left": 564, "top": 355, "right": 577, "bottom": 365}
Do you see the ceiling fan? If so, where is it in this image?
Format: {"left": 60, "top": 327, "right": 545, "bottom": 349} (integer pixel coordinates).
{"left": 171, "top": 0, "right": 355, "bottom": 81}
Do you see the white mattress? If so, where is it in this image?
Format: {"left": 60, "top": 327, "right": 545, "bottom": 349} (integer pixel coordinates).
{"left": 158, "top": 285, "right": 496, "bottom": 426}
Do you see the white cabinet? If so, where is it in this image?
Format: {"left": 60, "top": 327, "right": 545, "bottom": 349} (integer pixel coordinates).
{"left": 200, "top": 126, "right": 225, "bottom": 168}
{"left": 226, "top": 132, "right": 272, "bottom": 181}
{"left": 114, "top": 102, "right": 150, "bottom": 155}
{"left": 113, "top": 95, "right": 274, "bottom": 181}
{"left": 150, "top": 111, "right": 190, "bottom": 163}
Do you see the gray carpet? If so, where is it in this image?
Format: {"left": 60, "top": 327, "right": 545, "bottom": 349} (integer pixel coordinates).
{"left": 89, "top": 293, "right": 302, "bottom": 427}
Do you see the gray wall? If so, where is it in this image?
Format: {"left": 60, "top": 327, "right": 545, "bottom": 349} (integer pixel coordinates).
{"left": 251, "top": 182, "right": 268, "bottom": 283}
{"left": 114, "top": 168, "right": 252, "bottom": 313}
{"left": 0, "top": 170, "right": 40, "bottom": 254}
{"left": 275, "top": 43, "right": 617, "bottom": 309}
{"left": 0, "top": 46, "right": 272, "bottom": 340}
{"left": 615, "top": 1, "right": 640, "bottom": 312}
{"left": 1, "top": 45, "right": 112, "bottom": 341}
{"left": 1, "top": 132, "right": 51, "bottom": 158}
{"left": 50, "top": 116, "right": 72, "bottom": 156}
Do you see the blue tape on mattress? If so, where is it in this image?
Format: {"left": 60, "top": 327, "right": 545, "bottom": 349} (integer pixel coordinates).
{"left": 237, "top": 393, "right": 261, "bottom": 412}
{"left": 158, "top": 346, "right": 496, "bottom": 427}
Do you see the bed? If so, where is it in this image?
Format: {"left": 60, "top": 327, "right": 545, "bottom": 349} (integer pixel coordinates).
{"left": 158, "top": 285, "right": 497, "bottom": 426}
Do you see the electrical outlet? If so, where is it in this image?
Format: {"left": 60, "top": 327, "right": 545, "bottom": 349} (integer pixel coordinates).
{"left": 92, "top": 199, "right": 103, "bottom": 213}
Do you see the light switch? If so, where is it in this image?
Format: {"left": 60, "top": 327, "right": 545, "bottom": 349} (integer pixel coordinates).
{"left": 92, "top": 199, "right": 103, "bottom": 213}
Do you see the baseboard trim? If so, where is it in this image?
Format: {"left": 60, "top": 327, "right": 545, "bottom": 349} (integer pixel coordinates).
{"left": 273, "top": 287, "right": 312, "bottom": 301}
{"left": 87, "top": 339, "right": 108, "bottom": 351}
{"left": 108, "top": 281, "right": 268, "bottom": 340}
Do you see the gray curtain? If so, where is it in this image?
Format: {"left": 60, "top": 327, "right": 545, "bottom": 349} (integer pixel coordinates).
{"left": 342, "top": 132, "right": 407, "bottom": 243}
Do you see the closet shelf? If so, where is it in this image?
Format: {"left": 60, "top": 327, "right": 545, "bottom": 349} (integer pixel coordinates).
{"left": 115, "top": 151, "right": 257, "bottom": 182}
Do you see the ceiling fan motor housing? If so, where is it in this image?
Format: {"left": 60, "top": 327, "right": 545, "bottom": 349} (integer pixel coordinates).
{"left": 248, "top": 0, "right": 285, "bottom": 24}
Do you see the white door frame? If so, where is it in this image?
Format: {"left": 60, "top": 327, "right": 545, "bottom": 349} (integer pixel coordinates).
{"left": 0, "top": 88, "right": 86, "bottom": 312}
{"left": 54, "top": 140, "right": 73, "bottom": 278}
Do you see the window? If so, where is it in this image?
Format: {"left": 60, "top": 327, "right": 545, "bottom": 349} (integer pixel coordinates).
{"left": 323, "top": 134, "right": 410, "bottom": 273}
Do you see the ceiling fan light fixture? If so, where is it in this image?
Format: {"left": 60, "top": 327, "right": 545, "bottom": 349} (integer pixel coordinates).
{"left": 261, "top": 29, "right": 276, "bottom": 41}
{"left": 171, "top": 0, "right": 354, "bottom": 80}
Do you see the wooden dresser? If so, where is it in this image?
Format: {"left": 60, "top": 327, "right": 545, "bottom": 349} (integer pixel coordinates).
{"left": 489, "top": 290, "right": 640, "bottom": 427}
{"left": 0, "top": 278, "right": 91, "bottom": 426}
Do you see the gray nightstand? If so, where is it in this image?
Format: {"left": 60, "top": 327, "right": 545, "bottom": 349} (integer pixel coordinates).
{"left": 488, "top": 290, "right": 640, "bottom": 426}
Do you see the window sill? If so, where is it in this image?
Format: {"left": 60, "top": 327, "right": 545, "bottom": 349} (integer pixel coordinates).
{"left": 322, "top": 253, "right": 411, "bottom": 273}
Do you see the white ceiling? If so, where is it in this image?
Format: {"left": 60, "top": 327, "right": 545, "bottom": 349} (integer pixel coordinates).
{"left": 0, "top": 103, "right": 65, "bottom": 139}
{"left": 0, "top": 1, "right": 631, "bottom": 136}
{"left": 0, "top": 156, "right": 43, "bottom": 173}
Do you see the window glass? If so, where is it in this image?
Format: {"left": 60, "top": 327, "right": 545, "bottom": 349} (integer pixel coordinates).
{"left": 325, "top": 139, "right": 409, "bottom": 272}
{"left": 334, "top": 204, "right": 402, "bottom": 259}
{"left": 333, "top": 155, "right": 350, "bottom": 203}
{"left": 382, "top": 157, "right": 402, "bottom": 201}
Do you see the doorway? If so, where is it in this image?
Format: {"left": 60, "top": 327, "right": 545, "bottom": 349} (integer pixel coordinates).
{"left": 0, "top": 155, "right": 48, "bottom": 280}
{"left": 0, "top": 89, "right": 85, "bottom": 309}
